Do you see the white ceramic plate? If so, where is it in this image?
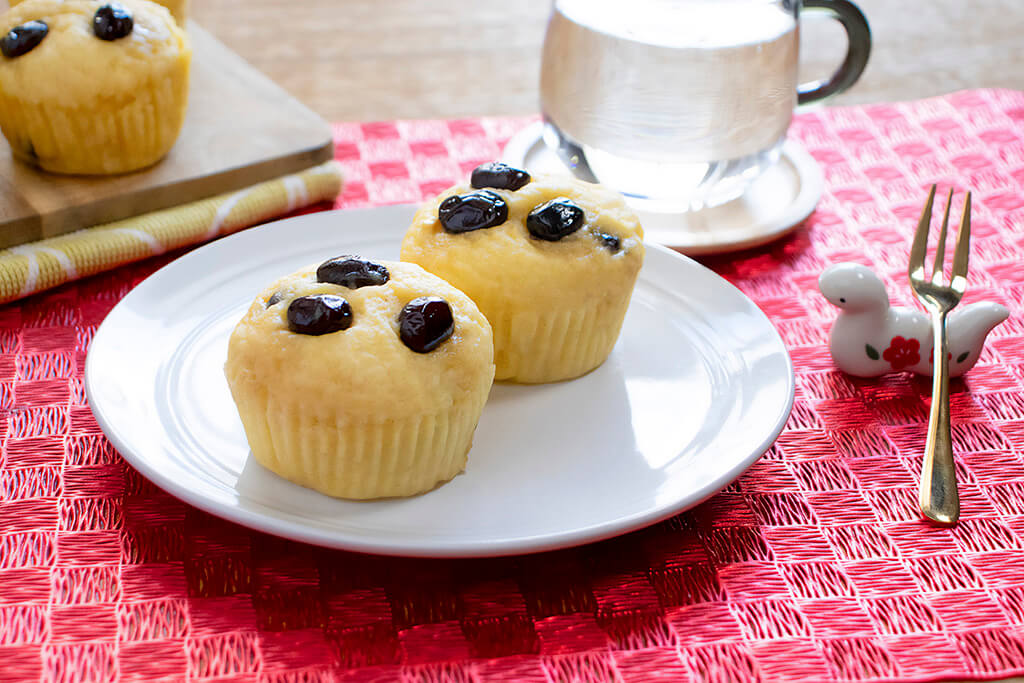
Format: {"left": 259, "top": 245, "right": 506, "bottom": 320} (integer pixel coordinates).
{"left": 503, "top": 122, "right": 824, "bottom": 254}
{"left": 85, "top": 205, "right": 793, "bottom": 557}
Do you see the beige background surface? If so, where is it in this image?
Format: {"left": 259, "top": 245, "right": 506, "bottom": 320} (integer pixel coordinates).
{"left": 192, "top": 0, "right": 1024, "bottom": 121}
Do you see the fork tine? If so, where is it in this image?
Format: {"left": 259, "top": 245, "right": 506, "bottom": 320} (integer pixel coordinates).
{"left": 931, "top": 188, "right": 954, "bottom": 285}
{"left": 951, "top": 191, "right": 972, "bottom": 285}
{"left": 909, "top": 185, "right": 936, "bottom": 280}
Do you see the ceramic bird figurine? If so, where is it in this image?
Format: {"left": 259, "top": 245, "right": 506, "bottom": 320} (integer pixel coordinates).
{"left": 818, "top": 262, "right": 1008, "bottom": 377}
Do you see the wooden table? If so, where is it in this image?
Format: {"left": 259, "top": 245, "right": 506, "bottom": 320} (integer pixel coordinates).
{"left": 190, "top": 4, "right": 1024, "bottom": 683}
{"left": 191, "top": 0, "right": 1024, "bottom": 122}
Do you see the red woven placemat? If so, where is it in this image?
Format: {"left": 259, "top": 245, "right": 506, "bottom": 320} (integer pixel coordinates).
{"left": 3, "top": 89, "right": 1024, "bottom": 682}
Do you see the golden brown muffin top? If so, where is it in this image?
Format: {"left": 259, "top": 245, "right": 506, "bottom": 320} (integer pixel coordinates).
{"left": 402, "top": 171, "right": 645, "bottom": 310}
{"left": 225, "top": 259, "right": 495, "bottom": 418}
{"left": 0, "top": 0, "right": 189, "bottom": 105}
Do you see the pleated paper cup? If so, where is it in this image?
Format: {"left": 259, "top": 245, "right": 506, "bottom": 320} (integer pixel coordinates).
{"left": 480, "top": 287, "right": 635, "bottom": 384}
{"left": 0, "top": 69, "right": 189, "bottom": 175}
{"left": 230, "top": 375, "right": 492, "bottom": 500}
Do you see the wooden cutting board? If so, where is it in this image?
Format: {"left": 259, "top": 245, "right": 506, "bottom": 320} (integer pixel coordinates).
{"left": 0, "top": 22, "right": 335, "bottom": 250}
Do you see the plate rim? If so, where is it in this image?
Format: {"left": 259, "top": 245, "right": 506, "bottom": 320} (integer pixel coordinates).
{"left": 85, "top": 205, "right": 795, "bottom": 558}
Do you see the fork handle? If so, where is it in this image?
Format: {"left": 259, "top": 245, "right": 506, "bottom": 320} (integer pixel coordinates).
{"left": 919, "top": 311, "right": 960, "bottom": 526}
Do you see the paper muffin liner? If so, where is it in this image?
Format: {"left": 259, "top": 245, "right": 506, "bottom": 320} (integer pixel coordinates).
{"left": 229, "top": 377, "right": 492, "bottom": 500}
{"left": 482, "top": 286, "right": 636, "bottom": 383}
{"left": 0, "top": 62, "right": 190, "bottom": 175}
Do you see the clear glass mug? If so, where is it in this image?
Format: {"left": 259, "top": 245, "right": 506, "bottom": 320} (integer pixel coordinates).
{"left": 539, "top": 0, "right": 871, "bottom": 210}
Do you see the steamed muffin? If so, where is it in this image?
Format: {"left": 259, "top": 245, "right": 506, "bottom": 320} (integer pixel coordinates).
{"left": 401, "top": 163, "right": 644, "bottom": 383}
{"left": 8, "top": 0, "right": 188, "bottom": 23}
{"left": 0, "top": 0, "right": 191, "bottom": 174}
{"left": 224, "top": 257, "right": 495, "bottom": 500}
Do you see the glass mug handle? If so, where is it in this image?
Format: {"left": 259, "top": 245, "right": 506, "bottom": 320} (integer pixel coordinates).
{"left": 797, "top": 0, "right": 872, "bottom": 105}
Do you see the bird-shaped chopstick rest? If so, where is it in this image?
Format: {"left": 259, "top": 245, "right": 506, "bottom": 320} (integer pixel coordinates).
{"left": 818, "top": 262, "right": 1008, "bottom": 377}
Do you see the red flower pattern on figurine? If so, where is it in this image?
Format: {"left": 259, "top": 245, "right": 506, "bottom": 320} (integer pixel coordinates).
{"left": 882, "top": 336, "right": 921, "bottom": 371}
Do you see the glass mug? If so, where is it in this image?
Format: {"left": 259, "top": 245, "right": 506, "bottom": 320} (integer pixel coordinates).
{"left": 539, "top": 0, "right": 871, "bottom": 210}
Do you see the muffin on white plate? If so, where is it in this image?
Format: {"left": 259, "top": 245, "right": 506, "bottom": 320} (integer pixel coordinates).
{"left": 401, "top": 162, "right": 645, "bottom": 383}
{"left": 224, "top": 257, "right": 495, "bottom": 500}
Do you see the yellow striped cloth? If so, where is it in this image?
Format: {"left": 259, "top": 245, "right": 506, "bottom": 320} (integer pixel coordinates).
{"left": 0, "top": 160, "right": 344, "bottom": 304}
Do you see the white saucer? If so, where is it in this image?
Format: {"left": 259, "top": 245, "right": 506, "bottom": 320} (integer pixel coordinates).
{"left": 502, "top": 122, "right": 824, "bottom": 255}
{"left": 85, "top": 205, "right": 793, "bottom": 557}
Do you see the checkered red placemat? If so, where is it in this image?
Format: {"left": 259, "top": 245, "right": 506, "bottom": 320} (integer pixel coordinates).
{"left": 3, "top": 89, "right": 1024, "bottom": 682}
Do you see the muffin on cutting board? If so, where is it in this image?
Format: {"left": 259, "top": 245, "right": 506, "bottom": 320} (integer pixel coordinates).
{"left": 0, "top": 0, "right": 191, "bottom": 174}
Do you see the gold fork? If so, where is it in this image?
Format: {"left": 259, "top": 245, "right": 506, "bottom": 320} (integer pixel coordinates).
{"left": 909, "top": 185, "right": 972, "bottom": 526}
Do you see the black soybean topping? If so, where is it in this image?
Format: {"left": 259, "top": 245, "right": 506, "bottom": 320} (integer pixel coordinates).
{"left": 93, "top": 3, "right": 134, "bottom": 41}
{"left": 316, "top": 256, "right": 390, "bottom": 289}
{"left": 1, "top": 21, "right": 48, "bottom": 58}
{"left": 470, "top": 162, "right": 531, "bottom": 191}
{"left": 594, "top": 231, "right": 621, "bottom": 252}
{"left": 438, "top": 190, "right": 508, "bottom": 233}
{"left": 526, "top": 198, "right": 585, "bottom": 241}
{"left": 266, "top": 291, "right": 283, "bottom": 307}
{"left": 287, "top": 295, "right": 353, "bottom": 336}
{"left": 399, "top": 297, "right": 454, "bottom": 353}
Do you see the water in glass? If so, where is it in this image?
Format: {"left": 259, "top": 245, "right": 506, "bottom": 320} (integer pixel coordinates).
{"left": 540, "top": 0, "right": 799, "bottom": 209}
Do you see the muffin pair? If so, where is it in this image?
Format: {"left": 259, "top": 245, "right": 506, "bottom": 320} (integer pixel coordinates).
{"left": 0, "top": 0, "right": 191, "bottom": 175}
{"left": 225, "top": 165, "right": 645, "bottom": 499}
